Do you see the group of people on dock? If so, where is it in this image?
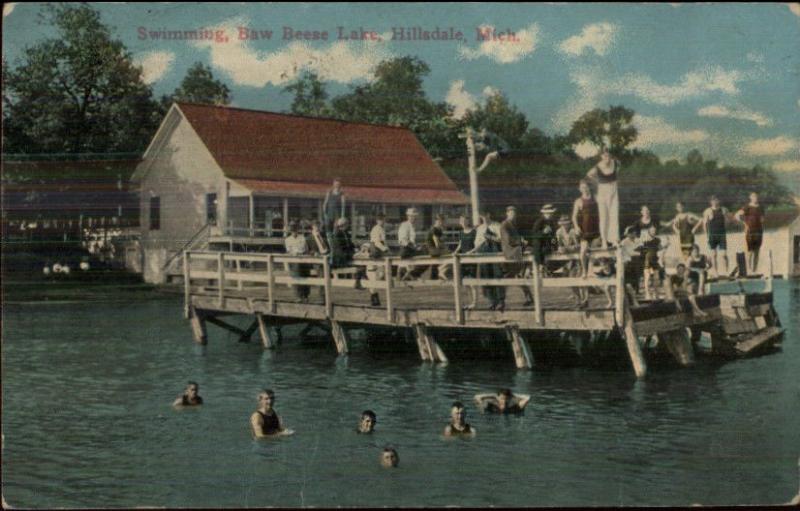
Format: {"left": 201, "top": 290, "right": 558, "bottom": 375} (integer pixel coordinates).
{"left": 283, "top": 149, "right": 769, "bottom": 312}
{"left": 172, "top": 382, "right": 530, "bottom": 468}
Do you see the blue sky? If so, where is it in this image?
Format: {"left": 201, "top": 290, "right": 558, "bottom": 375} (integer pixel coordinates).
{"left": 3, "top": 2, "right": 799, "bottom": 188}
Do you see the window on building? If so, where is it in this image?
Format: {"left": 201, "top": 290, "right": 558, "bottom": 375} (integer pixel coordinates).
{"left": 149, "top": 197, "right": 160, "bottom": 230}
{"left": 206, "top": 193, "right": 218, "bottom": 225}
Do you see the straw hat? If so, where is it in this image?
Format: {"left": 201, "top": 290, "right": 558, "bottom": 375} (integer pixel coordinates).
{"left": 558, "top": 214, "right": 571, "bottom": 226}
{"left": 406, "top": 208, "right": 419, "bottom": 216}
{"left": 540, "top": 204, "right": 556, "bottom": 214}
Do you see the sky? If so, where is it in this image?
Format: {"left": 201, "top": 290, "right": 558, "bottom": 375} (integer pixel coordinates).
{"left": 2, "top": 2, "right": 799, "bottom": 190}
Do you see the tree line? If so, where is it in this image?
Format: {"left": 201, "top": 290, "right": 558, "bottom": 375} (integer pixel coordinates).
{"left": 2, "top": 4, "right": 795, "bottom": 225}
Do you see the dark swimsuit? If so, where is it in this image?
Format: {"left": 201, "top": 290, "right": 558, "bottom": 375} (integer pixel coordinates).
{"left": 181, "top": 395, "right": 203, "bottom": 406}
{"left": 676, "top": 216, "right": 695, "bottom": 255}
{"left": 707, "top": 208, "right": 726, "bottom": 250}
{"left": 741, "top": 205, "right": 764, "bottom": 251}
{"left": 596, "top": 162, "right": 617, "bottom": 183}
{"left": 579, "top": 197, "right": 600, "bottom": 242}
{"left": 256, "top": 410, "right": 281, "bottom": 436}
{"left": 688, "top": 255, "right": 707, "bottom": 287}
{"left": 486, "top": 402, "right": 523, "bottom": 415}
{"left": 448, "top": 423, "right": 473, "bottom": 435}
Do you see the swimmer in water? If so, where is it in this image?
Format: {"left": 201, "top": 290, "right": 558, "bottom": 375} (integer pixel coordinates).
{"left": 474, "top": 388, "right": 531, "bottom": 414}
{"left": 357, "top": 410, "right": 376, "bottom": 434}
{"left": 381, "top": 447, "right": 399, "bottom": 468}
{"left": 443, "top": 401, "right": 476, "bottom": 437}
{"left": 172, "top": 381, "right": 203, "bottom": 407}
{"left": 250, "top": 389, "right": 292, "bottom": 438}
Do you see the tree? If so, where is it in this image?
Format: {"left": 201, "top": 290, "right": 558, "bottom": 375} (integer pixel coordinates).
{"left": 568, "top": 105, "right": 638, "bottom": 157}
{"left": 3, "top": 4, "right": 161, "bottom": 155}
{"left": 462, "top": 91, "right": 529, "bottom": 149}
{"left": 686, "top": 149, "right": 704, "bottom": 166}
{"left": 283, "top": 72, "right": 330, "bottom": 117}
{"left": 330, "top": 56, "right": 460, "bottom": 158}
{"left": 170, "top": 62, "right": 231, "bottom": 106}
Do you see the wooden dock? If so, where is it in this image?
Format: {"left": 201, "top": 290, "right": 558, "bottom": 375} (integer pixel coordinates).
{"left": 182, "top": 248, "right": 783, "bottom": 378}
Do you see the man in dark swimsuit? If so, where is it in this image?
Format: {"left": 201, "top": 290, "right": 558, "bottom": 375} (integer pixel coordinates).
{"left": 702, "top": 195, "right": 729, "bottom": 277}
{"left": 250, "top": 389, "right": 287, "bottom": 438}
{"left": 173, "top": 381, "right": 203, "bottom": 407}
{"left": 735, "top": 192, "right": 765, "bottom": 274}
{"left": 474, "top": 388, "right": 531, "bottom": 414}
{"left": 443, "top": 401, "right": 476, "bottom": 437}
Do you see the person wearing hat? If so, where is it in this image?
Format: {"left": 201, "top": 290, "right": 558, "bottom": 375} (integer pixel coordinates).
{"left": 500, "top": 205, "right": 534, "bottom": 307}
{"left": 398, "top": 208, "right": 423, "bottom": 280}
{"left": 285, "top": 221, "right": 311, "bottom": 301}
{"left": 531, "top": 204, "right": 558, "bottom": 271}
{"left": 331, "top": 217, "right": 364, "bottom": 289}
{"left": 366, "top": 214, "right": 389, "bottom": 306}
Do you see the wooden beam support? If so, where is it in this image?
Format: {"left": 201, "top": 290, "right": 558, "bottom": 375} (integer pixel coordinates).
{"left": 615, "top": 246, "right": 625, "bottom": 325}
{"left": 622, "top": 298, "right": 647, "bottom": 378}
{"left": 506, "top": 325, "right": 532, "bottom": 369}
{"left": 532, "top": 261, "right": 543, "bottom": 325}
{"left": 256, "top": 313, "right": 276, "bottom": 349}
{"left": 330, "top": 320, "right": 349, "bottom": 355}
{"left": 217, "top": 252, "right": 225, "bottom": 307}
{"left": 452, "top": 254, "right": 464, "bottom": 324}
{"left": 189, "top": 307, "right": 208, "bottom": 345}
{"left": 385, "top": 257, "right": 394, "bottom": 322}
{"left": 183, "top": 251, "right": 191, "bottom": 319}
{"left": 323, "top": 256, "right": 333, "bottom": 318}
{"left": 414, "top": 324, "right": 431, "bottom": 361}
{"left": 267, "top": 254, "right": 275, "bottom": 313}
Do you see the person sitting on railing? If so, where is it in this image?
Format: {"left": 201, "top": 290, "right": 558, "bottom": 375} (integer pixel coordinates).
{"left": 532, "top": 204, "right": 558, "bottom": 274}
{"left": 470, "top": 211, "right": 505, "bottom": 311}
{"left": 665, "top": 263, "right": 707, "bottom": 317}
{"left": 366, "top": 214, "right": 390, "bottom": 306}
{"left": 501, "top": 206, "right": 534, "bottom": 307}
{"left": 620, "top": 226, "right": 643, "bottom": 305}
{"left": 555, "top": 214, "right": 583, "bottom": 305}
{"left": 687, "top": 244, "right": 710, "bottom": 295}
{"left": 332, "top": 218, "right": 364, "bottom": 290}
{"left": 398, "top": 208, "right": 424, "bottom": 280}
{"left": 285, "top": 222, "right": 311, "bottom": 302}
{"left": 454, "top": 215, "right": 478, "bottom": 310}
{"left": 427, "top": 214, "right": 450, "bottom": 280}
{"left": 308, "top": 220, "right": 330, "bottom": 300}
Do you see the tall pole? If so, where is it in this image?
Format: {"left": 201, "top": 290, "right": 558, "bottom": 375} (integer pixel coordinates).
{"left": 466, "top": 128, "right": 480, "bottom": 226}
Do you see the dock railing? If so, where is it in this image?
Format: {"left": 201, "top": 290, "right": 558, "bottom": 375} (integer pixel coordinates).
{"left": 184, "top": 246, "right": 625, "bottom": 325}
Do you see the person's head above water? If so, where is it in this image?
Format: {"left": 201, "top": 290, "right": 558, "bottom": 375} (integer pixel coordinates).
{"left": 258, "top": 389, "right": 275, "bottom": 411}
{"left": 359, "top": 410, "right": 376, "bottom": 433}
{"left": 381, "top": 447, "right": 399, "bottom": 468}
{"left": 450, "top": 401, "right": 467, "bottom": 427}
{"left": 497, "top": 389, "right": 514, "bottom": 409}
{"left": 185, "top": 381, "right": 199, "bottom": 398}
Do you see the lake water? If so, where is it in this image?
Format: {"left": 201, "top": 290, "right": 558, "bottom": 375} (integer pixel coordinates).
{"left": 2, "top": 280, "right": 799, "bottom": 507}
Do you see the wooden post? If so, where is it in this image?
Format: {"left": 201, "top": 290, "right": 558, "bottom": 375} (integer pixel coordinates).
{"left": 236, "top": 258, "right": 243, "bottom": 290}
{"left": 385, "top": 257, "right": 394, "bottom": 322}
{"left": 532, "top": 259, "right": 543, "bottom": 325}
{"left": 217, "top": 252, "right": 225, "bottom": 307}
{"left": 452, "top": 254, "right": 464, "bottom": 324}
{"left": 506, "top": 325, "right": 532, "bottom": 369}
{"left": 189, "top": 307, "right": 207, "bottom": 345}
{"left": 330, "top": 320, "right": 349, "bottom": 355}
{"left": 615, "top": 246, "right": 625, "bottom": 325}
{"left": 256, "top": 313, "right": 275, "bottom": 349}
{"left": 282, "top": 198, "right": 289, "bottom": 235}
{"left": 414, "top": 323, "right": 432, "bottom": 361}
{"left": 248, "top": 193, "right": 255, "bottom": 237}
{"left": 622, "top": 298, "right": 647, "bottom": 378}
{"left": 323, "top": 255, "right": 333, "bottom": 318}
{"left": 267, "top": 254, "right": 275, "bottom": 313}
{"left": 766, "top": 249, "right": 773, "bottom": 293}
{"left": 183, "top": 251, "right": 190, "bottom": 319}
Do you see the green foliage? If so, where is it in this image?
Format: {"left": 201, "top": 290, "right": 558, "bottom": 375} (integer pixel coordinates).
{"left": 462, "top": 91, "right": 529, "bottom": 149}
{"left": 169, "top": 62, "right": 231, "bottom": 106}
{"left": 3, "top": 4, "right": 161, "bottom": 155}
{"left": 283, "top": 71, "right": 330, "bottom": 117}
{"left": 568, "top": 105, "right": 638, "bottom": 157}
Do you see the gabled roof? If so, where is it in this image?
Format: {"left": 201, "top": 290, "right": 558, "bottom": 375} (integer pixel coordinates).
{"left": 172, "top": 102, "right": 467, "bottom": 203}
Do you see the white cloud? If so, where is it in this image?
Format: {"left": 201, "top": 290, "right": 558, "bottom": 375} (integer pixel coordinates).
{"left": 742, "top": 136, "right": 799, "bottom": 156}
{"left": 3, "top": 3, "right": 16, "bottom": 17}
{"left": 573, "top": 140, "right": 602, "bottom": 159}
{"left": 552, "top": 64, "right": 751, "bottom": 131}
{"left": 773, "top": 160, "right": 800, "bottom": 172}
{"left": 631, "top": 115, "right": 709, "bottom": 149}
{"left": 459, "top": 24, "right": 540, "bottom": 64}
{"left": 445, "top": 80, "right": 478, "bottom": 119}
{"left": 697, "top": 104, "right": 772, "bottom": 127}
{"left": 133, "top": 51, "right": 176, "bottom": 85}
{"left": 558, "top": 22, "right": 618, "bottom": 57}
{"left": 788, "top": 3, "right": 800, "bottom": 17}
{"left": 194, "top": 17, "right": 391, "bottom": 87}
{"left": 482, "top": 86, "right": 499, "bottom": 97}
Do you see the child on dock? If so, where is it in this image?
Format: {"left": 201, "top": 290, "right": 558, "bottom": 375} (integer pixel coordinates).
{"left": 666, "top": 264, "right": 707, "bottom": 317}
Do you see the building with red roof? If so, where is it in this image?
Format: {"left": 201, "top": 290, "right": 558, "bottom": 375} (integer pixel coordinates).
{"left": 132, "top": 102, "right": 468, "bottom": 282}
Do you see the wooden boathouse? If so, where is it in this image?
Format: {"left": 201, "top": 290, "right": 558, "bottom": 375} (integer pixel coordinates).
{"left": 131, "top": 102, "right": 468, "bottom": 284}
{"left": 182, "top": 247, "right": 784, "bottom": 378}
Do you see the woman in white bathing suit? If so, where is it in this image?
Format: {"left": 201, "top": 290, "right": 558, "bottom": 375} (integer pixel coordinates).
{"left": 586, "top": 147, "right": 620, "bottom": 247}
